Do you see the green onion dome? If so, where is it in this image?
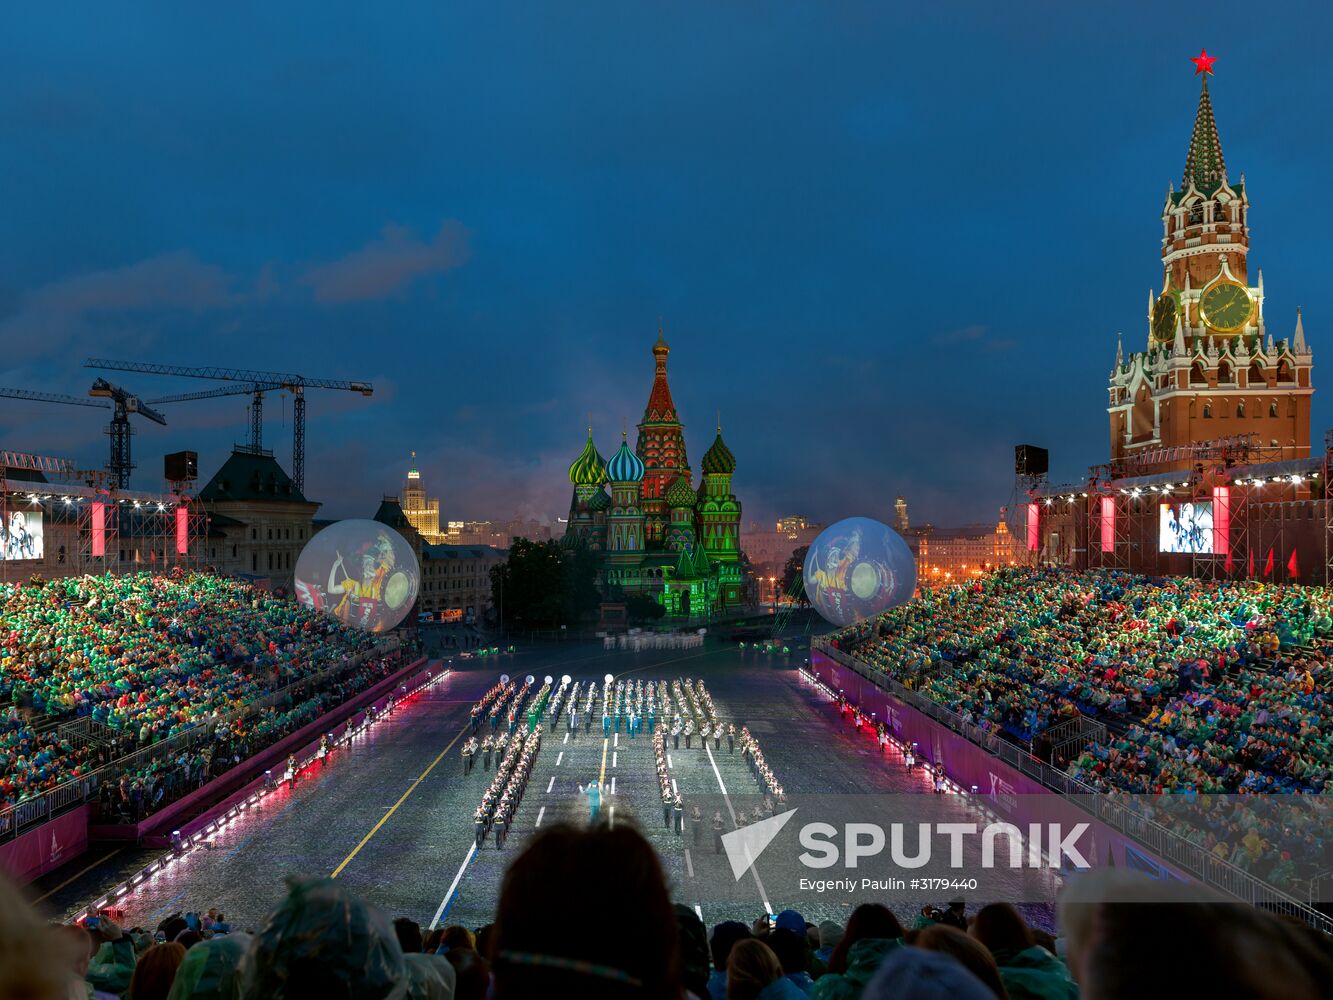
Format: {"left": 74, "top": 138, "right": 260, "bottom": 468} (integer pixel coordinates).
{"left": 588, "top": 487, "right": 612, "bottom": 512}
{"left": 568, "top": 430, "right": 607, "bottom": 486}
{"left": 701, "top": 430, "right": 736, "bottom": 475}
{"left": 665, "top": 476, "right": 697, "bottom": 509}
{"left": 606, "top": 436, "right": 645, "bottom": 483}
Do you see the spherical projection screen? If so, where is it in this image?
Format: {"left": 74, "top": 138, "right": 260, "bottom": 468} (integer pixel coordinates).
{"left": 803, "top": 516, "right": 916, "bottom": 627}
{"left": 294, "top": 519, "right": 420, "bottom": 633}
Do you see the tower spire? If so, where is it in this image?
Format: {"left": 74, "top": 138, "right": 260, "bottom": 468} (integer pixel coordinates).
{"left": 1183, "top": 50, "right": 1225, "bottom": 191}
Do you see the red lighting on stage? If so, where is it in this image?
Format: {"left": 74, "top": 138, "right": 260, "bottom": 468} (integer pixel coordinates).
{"left": 1212, "top": 485, "right": 1230, "bottom": 557}
{"left": 91, "top": 502, "right": 106, "bottom": 557}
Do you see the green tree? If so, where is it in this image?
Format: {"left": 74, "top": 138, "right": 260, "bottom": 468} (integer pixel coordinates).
{"left": 624, "top": 592, "right": 666, "bottom": 624}
{"left": 490, "top": 538, "right": 566, "bottom": 630}
{"left": 560, "top": 541, "right": 602, "bottom": 625}
{"left": 490, "top": 537, "right": 603, "bottom": 631}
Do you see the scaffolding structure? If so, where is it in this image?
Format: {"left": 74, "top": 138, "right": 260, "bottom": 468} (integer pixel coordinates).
{"left": 1, "top": 451, "right": 207, "bottom": 586}
{"left": 1028, "top": 432, "right": 1330, "bottom": 584}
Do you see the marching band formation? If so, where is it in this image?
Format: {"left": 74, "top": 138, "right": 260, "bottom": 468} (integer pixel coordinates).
{"left": 602, "top": 631, "right": 706, "bottom": 651}
{"left": 459, "top": 673, "right": 786, "bottom": 854}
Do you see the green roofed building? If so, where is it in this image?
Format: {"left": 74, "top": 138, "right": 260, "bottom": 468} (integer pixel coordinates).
{"left": 563, "top": 329, "right": 745, "bottom": 620}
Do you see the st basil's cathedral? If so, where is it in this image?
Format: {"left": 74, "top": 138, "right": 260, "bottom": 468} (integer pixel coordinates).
{"left": 564, "top": 329, "right": 744, "bottom": 618}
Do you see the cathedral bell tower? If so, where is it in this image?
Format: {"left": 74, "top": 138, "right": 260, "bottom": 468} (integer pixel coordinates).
{"left": 1108, "top": 50, "right": 1313, "bottom": 468}
{"left": 636, "top": 327, "right": 691, "bottom": 545}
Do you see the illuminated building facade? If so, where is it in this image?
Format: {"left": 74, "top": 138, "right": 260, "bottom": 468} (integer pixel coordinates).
{"left": 564, "top": 330, "right": 744, "bottom": 618}
{"left": 914, "top": 517, "right": 1017, "bottom": 584}
{"left": 400, "top": 451, "right": 445, "bottom": 543}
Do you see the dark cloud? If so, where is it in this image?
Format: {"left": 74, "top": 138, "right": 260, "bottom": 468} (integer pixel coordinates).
{"left": 303, "top": 221, "right": 471, "bottom": 304}
{"left": 1, "top": 4, "right": 1330, "bottom": 527}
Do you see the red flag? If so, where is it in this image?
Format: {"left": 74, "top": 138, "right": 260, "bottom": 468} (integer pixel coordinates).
{"left": 1224, "top": 549, "right": 1235, "bottom": 575}
{"left": 1263, "top": 548, "right": 1274, "bottom": 578}
{"left": 1287, "top": 549, "right": 1299, "bottom": 580}
{"left": 1248, "top": 548, "right": 1254, "bottom": 578}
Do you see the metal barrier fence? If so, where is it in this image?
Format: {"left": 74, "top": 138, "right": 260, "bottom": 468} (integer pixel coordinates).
{"left": 812, "top": 639, "right": 1333, "bottom": 934}
{"left": 0, "top": 636, "right": 402, "bottom": 842}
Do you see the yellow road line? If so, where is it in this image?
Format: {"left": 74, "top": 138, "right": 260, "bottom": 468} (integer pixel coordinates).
{"left": 332, "top": 722, "right": 469, "bottom": 878}
{"left": 31, "top": 848, "right": 123, "bottom": 905}
{"left": 598, "top": 737, "right": 609, "bottom": 785}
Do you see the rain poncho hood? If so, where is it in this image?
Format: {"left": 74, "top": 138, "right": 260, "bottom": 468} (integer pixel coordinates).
{"left": 991, "top": 945, "right": 1079, "bottom": 1000}
{"left": 166, "top": 933, "right": 250, "bottom": 1000}
{"left": 403, "top": 953, "right": 455, "bottom": 999}
{"left": 863, "top": 947, "right": 998, "bottom": 1000}
{"left": 241, "top": 877, "right": 407, "bottom": 1000}
{"left": 811, "top": 938, "right": 905, "bottom": 1000}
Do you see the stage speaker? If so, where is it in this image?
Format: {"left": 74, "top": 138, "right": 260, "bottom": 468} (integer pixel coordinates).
{"left": 165, "top": 450, "right": 199, "bottom": 482}
{"left": 1015, "top": 444, "right": 1049, "bottom": 477}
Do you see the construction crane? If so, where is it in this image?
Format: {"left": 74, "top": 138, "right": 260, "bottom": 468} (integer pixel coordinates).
{"left": 147, "top": 381, "right": 286, "bottom": 452}
{"left": 0, "top": 382, "right": 166, "bottom": 488}
{"left": 84, "top": 359, "right": 373, "bottom": 493}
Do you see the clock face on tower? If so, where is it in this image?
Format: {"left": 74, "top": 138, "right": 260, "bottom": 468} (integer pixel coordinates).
{"left": 1151, "top": 292, "right": 1179, "bottom": 343}
{"left": 1200, "top": 281, "right": 1253, "bottom": 333}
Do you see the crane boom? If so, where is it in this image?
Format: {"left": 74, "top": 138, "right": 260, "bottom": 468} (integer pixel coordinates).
{"left": 84, "top": 358, "right": 373, "bottom": 395}
{"left": 148, "top": 382, "right": 285, "bottom": 404}
{"left": 0, "top": 387, "right": 110, "bottom": 409}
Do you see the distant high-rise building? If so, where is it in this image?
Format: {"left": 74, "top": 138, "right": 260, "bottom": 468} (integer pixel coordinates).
{"left": 400, "top": 452, "right": 445, "bottom": 543}
{"left": 894, "top": 496, "right": 909, "bottom": 535}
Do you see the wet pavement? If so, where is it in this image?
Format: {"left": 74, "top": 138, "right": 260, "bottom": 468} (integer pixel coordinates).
{"left": 32, "top": 637, "right": 1058, "bottom": 932}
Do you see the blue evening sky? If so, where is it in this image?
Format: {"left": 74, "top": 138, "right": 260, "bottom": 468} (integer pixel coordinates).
{"left": 2, "top": 3, "right": 1330, "bottom": 528}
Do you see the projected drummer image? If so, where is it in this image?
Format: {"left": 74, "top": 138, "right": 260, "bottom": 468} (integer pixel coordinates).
{"left": 803, "top": 516, "right": 916, "bottom": 626}
{"left": 294, "top": 518, "right": 420, "bottom": 632}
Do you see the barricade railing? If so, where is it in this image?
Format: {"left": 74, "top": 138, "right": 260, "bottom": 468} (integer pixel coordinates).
{"left": 0, "top": 636, "right": 402, "bottom": 842}
{"left": 811, "top": 639, "right": 1333, "bottom": 935}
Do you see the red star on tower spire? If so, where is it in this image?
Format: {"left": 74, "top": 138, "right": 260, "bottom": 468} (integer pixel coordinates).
{"left": 1191, "top": 48, "right": 1217, "bottom": 76}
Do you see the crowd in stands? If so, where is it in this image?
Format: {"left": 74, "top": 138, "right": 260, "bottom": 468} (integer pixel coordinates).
{"left": 831, "top": 567, "right": 1333, "bottom": 891}
{"left": 833, "top": 568, "right": 1333, "bottom": 793}
{"left": 11, "top": 822, "right": 1333, "bottom": 999}
{"left": 1, "top": 571, "right": 392, "bottom": 813}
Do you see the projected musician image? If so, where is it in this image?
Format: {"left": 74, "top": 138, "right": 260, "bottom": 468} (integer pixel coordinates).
{"left": 803, "top": 516, "right": 916, "bottom": 627}
{"left": 2, "top": 510, "right": 43, "bottom": 561}
{"left": 1159, "top": 501, "right": 1214, "bottom": 555}
{"left": 294, "top": 519, "right": 420, "bottom": 632}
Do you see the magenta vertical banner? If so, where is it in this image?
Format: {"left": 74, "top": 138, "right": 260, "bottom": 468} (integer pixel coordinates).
{"left": 1212, "top": 485, "right": 1230, "bottom": 556}
{"left": 1100, "top": 496, "right": 1115, "bottom": 553}
{"left": 1026, "top": 503, "right": 1039, "bottom": 551}
{"left": 175, "top": 505, "right": 188, "bottom": 555}
{"left": 91, "top": 502, "right": 106, "bottom": 557}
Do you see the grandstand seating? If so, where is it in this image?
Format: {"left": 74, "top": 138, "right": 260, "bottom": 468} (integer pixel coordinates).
{"left": 1, "top": 572, "right": 381, "bottom": 812}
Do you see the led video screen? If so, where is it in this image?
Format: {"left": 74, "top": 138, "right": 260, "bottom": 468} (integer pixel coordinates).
{"left": 1, "top": 510, "right": 43, "bottom": 561}
{"left": 1159, "top": 501, "right": 1213, "bottom": 554}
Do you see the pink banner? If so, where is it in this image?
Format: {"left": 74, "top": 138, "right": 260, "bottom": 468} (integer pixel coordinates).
{"left": 91, "top": 503, "right": 106, "bottom": 558}
{"left": 1026, "top": 503, "right": 1039, "bottom": 552}
{"left": 1100, "top": 496, "right": 1115, "bottom": 553}
{"left": 0, "top": 805, "right": 89, "bottom": 885}
{"left": 1212, "top": 485, "right": 1230, "bottom": 556}
{"left": 175, "top": 505, "right": 189, "bottom": 556}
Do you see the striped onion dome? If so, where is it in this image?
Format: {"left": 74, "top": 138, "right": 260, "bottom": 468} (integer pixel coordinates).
{"left": 665, "top": 476, "right": 697, "bottom": 508}
{"left": 606, "top": 435, "right": 645, "bottom": 483}
{"left": 568, "top": 430, "right": 607, "bottom": 486}
{"left": 701, "top": 429, "right": 736, "bottom": 475}
{"left": 588, "top": 487, "right": 612, "bottom": 512}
